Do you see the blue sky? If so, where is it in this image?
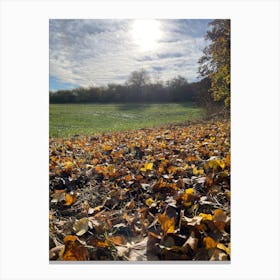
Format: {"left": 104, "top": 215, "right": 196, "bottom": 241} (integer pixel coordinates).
{"left": 49, "top": 19, "right": 212, "bottom": 91}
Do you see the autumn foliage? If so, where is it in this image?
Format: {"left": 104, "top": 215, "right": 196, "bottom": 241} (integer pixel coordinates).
{"left": 49, "top": 120, "right": 230, "bottom": 261}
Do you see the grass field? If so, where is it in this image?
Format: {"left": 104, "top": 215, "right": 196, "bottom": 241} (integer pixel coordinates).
{"left": 49, "top": 103, "right": 205, "bottom": 138}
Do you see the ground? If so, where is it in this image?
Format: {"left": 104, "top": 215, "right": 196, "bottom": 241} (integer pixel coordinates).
{"left": 49, "top": 117, "right": 230, "bottom": 261}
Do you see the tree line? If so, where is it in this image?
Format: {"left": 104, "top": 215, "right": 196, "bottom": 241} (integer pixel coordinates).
{"left": 50, "top": 72, "right": 212, "bottom": 106}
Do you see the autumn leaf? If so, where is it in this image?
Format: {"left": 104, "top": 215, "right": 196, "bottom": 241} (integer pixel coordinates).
{"left": 209, "top": 248, "right": 228, "bottom": 261}
{"left": 217, "top": 243, "right": 231, "bottom": 256}
{"left": 203, "top": 236, "right": 217, "bottom": 249}
{"left": 73, "top": 217, "right": 89, "bottom": 236}
{"left": 158, "top": 213, "right": 175, "bottom": 236}
{"left": 107, "top": 235, "right": 126, "bottom": 246}
{"left": 213, "top": 209, "right": 227, "bottom": 231}
{"left": 183, "top": 231, "right": 198, "bottom": 251}
{"left": 65, "top": 193, "right": 77, "bottom": 206}
{"left": 225, "top": 154, "right": 230, "bottom": 167}
{"left": 51, "top": 190, "right": 65, "bottom": 203}
{"left": 103, "top": 144, "right": 113, "bottom": 151}
{"left": 62, "top": 235, "right": 88, "bottom": 261}
{"left": 182, "top": 215, "right": 203, "bottom": 226}
{"left": 199, "top": 213, "right": 213, "bottom": 221}
{"left": 145, "top": 197, "right": 155, "bottom": 207}
{"left": 192, "top": 166, "right": 204, "bottom": 175}
{"left": 140, "top": 162, "right": 153, "bottom": 172}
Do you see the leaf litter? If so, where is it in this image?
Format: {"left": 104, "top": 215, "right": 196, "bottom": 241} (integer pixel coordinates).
{"left": 49, "top": 120, "right": 230, "bottom": 261}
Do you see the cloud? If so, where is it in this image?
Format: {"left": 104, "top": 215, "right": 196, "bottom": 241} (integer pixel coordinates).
{"left": 49, "top": 19, "right": 211, "bottom": 90}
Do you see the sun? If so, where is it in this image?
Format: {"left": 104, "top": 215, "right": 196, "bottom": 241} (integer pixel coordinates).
{"left": 131, "top": 19, "right": 162, "bottom": 52}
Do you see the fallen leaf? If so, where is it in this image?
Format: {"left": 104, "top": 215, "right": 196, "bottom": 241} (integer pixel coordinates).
{"left": 140, "top": 162, "right": 153, "bottom": 172}
{"left": 65, "top": 193, "right": 77, "bottom": 206}
{"left": 62, "top": 235, "right": 88, "bottom": 261}
{"left": 217, "top": 243, "right": 230, "bottom": 256}
{"left": 203, "top": 236, "right": 217, "bottom": 249}
{"left": 182, "top": 215, "right": 203, "bottom": 226}
{"left": 145, "top": 197, "right": 155, "bottom": 207}
{"left": 158, "top": 213, "right": 175, "bottom": 236}
{"left": 73, "top": 217, "right": 89, "bottom": 236}
{"left": 199, "top": 213, "right": 213, "bottom": 221}
{"left": 209, "top": 248, "right": 228, "bottom": 261}
{"left": 183, "top": 231, "right": 198, "bottom": 251}
{"left": 213, "top": 209, "right": 227, "bottom": 231}
{"left": 51, "top": 190, "right": 65, "bottom": 203}
{"left": 49, "top": 245, "right": 65, "bottom": 260}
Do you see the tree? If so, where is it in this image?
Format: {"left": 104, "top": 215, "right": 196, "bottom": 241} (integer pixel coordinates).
{"left": 127, "top": 69, "right": 150, "bottom": 99}
{"left": 167, "top": 76, "right": 189, "bottom": 102}
{"left": 198, "top": 19, "right": 230, "bottom": 108}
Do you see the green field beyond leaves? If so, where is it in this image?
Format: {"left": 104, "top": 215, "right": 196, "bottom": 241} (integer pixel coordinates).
{"left": 49, "top": 103, "right": 204, "bottom": 138}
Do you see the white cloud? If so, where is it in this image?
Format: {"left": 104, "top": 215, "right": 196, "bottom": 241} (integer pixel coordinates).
{"left": 49, "top": 19, "right": 211, "bottom": 89}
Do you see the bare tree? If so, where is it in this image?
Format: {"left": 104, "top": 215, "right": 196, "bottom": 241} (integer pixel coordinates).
{"left": 127, "top": 69, "right": 150, "bottom": 98}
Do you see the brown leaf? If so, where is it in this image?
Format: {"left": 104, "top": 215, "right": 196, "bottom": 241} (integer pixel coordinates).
{"left": 51, "top": 190, "right": 65, "bottom": 203}
{"left": 62, "top": 235, "right": 88, "bottom": 261}
{"left": 213, "top": 209, "right": 227, "bottom": 231}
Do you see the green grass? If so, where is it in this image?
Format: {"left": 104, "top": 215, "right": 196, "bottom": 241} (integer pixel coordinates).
{"left": 49, "top": 103, "right": 205, "bottom": 138}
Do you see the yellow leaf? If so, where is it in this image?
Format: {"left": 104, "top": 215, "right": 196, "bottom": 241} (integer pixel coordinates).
{"left": 183, "top": 202, "right": 192, "bottom": 207}
{"left": 145, "top": 197, "right": 155, "bottom": 207}
{"left": 103, "top": 145, "right": 113, "bottom": 151}
{"left": 158, "top": 213, "right": 175, "bottom": 236}
{"left": 218, "top": 159, "right": 226, "bottom": 170}
{"left": 199, "top": 213, "right": 213, "bottom": 221}
{"left": 185, "top": 188, "right": 194, "bottom": 195}
{"left": 146, "top": 162, "right": 153, "bottom": 170}
{"left": 140, "top": 162, "right": 153, "bottom": 172}
{"left": 183, "top": 164, "right": 190, "bottom": 170}
{"left": 217, "top": 243, "right": 230, "bottom": 255}
{"left": 63, "top": 161, "right": 73, "bottom": 170}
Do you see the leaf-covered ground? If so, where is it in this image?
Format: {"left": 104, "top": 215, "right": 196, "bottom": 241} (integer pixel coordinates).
{"left": 49, "top": 119, "right": 230, "bottom": 261}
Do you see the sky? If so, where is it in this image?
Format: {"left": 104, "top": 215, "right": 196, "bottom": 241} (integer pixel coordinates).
{"left": 49, "top": 19, "right": 212, "bottom": 91}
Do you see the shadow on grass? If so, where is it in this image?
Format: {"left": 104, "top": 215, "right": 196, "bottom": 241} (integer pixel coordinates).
{"left": 116, "top": 103, "right": 152, "bottom": 111}
{"left": 116, "top": 102, "right": 199, "bottom": 111}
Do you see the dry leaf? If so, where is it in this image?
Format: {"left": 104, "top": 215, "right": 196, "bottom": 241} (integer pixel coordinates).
{"left": 62, "top": 235, "right": 88, "bottom": 261}
{"left": 213, "top": 209, "right": 227, "bottom": 231}
{"left": 145, "top": 198, "right": 155, "bottom": 207}
{"left": 183, "top": 231, "right": 198, "bottom": 251}
{"left": 73, "top": 217, "right": 89, "bottom": 236}
{"left": 158, "top": 213, "right": 175, "bottom": 236}
{"left": 203, "top": 236, "right": 217, "bottom": 249}
{"left": 140, "top": 162, "right": 153, "bottom": 172}
{"left": 65, "top": 193, "right": 77, "bottom": 206}
{"left": 209, "top": 248, "right": 228, "bottom": 261}
{"left": 51, "top": 190, "right": 66, "bottom": 203}
{"left": 182, "top": 215, "right": 203, "bottom": 226}
{"left": 199, "top": 213, "right": 213, "bottom": 221}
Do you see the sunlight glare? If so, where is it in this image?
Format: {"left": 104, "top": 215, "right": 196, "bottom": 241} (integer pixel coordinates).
{"left": 132, "top": 19, "right": 162, "bottom": 52}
